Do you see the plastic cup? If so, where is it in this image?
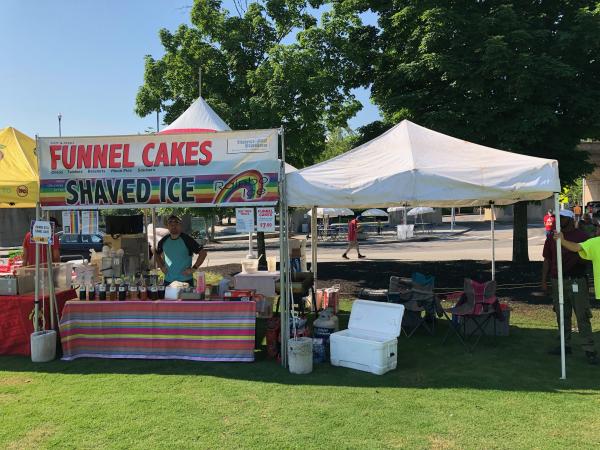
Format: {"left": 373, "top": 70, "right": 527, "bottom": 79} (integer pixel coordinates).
{"left": 267, "top": 256, "right": 276, "bottom": 272}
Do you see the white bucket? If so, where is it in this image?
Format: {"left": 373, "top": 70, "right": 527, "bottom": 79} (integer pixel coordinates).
{"left": 30, "top": 330, "right": 57, "bottom": 362}
{"left": 288, "top": 337, "right": 313, "bottom": 374}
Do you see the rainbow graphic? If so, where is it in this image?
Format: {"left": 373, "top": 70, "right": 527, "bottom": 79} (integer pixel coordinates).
{"left": 212, "top": 170, "right": 266, "bottom": 204}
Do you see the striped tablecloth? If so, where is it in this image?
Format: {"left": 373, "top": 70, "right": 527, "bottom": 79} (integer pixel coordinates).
{"left": 59, "top": 301, "right": 256, "bottom": 362}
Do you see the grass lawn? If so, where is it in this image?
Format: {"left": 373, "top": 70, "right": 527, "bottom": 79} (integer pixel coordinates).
{"left": 2, "top": 299, "right": 600, "bottom": 449}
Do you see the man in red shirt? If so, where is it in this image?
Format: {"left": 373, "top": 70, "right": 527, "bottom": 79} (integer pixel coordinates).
{"left": 342, "top": 216, "right": 365, "bottom": 259}
{"left": 543, "top": 209, "right": 555, "bottom": 239}
{"left": 542, "top": 209, "right": 597, "bottom": 364}
{"left": 22, "top": 217, "right": 61, "bottom": 266}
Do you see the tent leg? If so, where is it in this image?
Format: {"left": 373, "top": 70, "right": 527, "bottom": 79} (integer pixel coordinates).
{"left": 490, "top": 202, "right": 495, "bottom": 280}
{"left": 554, "top": 193, "right": 567, "bottom": 380}
{"left": 311, "top": 207, "right": 318, "bottom": 307}
{"left": 34, "top": 203, "right": 40, "bottom": 332}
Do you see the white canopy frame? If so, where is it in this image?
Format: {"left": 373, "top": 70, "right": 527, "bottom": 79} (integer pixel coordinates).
{"left": 288, "top": 120, "right": 567, "bottom": 378}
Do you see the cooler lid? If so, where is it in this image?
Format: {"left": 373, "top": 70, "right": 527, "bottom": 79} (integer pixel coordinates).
{"left": 349, "top": 300, "right": 405, "bottom": 338}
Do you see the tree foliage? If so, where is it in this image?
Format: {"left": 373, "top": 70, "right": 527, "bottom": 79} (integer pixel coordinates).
{"left": 135, "top": 0, "right": 374, "bottom": 167}
{"left": 354, "top": 0, "right": 600, "bottom": 184}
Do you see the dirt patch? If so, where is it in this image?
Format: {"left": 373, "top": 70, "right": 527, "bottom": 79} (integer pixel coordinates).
{"left": 7, "top": 427, "right": 55, "bottom": 450}
{"left": 209, "top": 260, "right": 552, "bottom": 304}
{"left": 0, "top": 375, "right": 34, "bottom": 387}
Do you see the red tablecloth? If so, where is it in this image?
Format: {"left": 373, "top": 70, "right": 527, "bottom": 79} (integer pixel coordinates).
{"left": 59, "top": 301, "right": 256, "bottom": 362}
{"left": 0, "top": 289, "right": 77, "bottom": 356}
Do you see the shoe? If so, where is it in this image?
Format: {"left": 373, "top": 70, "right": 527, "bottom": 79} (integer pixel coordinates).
{"left": 342, "top": 254, "right": 349, "bottom": 259}
{"left": 586, "top": 351, "right": 599, "bottom": 365}
{"left": 548, "top": 346, "right": 572, "bottom": 355}
{"left": 358, "top": 254, "right": 366, "bottom": 259}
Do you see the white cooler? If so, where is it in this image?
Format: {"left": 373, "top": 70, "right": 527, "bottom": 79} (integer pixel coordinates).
{"left": 330, "top": 300, "right": 404, "bottom": 375}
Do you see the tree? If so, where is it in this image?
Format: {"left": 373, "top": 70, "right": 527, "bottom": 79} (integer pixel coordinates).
{"left": 341, "top": 1, "right": 600, "bottom": 262}
{"left": 135, "top": 0, "right": 373, "bottom": 167}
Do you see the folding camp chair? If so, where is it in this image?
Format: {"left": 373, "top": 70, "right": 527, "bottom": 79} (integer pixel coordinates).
{"left": 388, "top": 273, "right": 441, "bottom": 337}
{"left": 442, "top": 278, "right": 498, "bottom": 350}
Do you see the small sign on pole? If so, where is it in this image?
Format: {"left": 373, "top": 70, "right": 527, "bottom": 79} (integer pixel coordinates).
{"left": 31, "top": 220, "right": 53, "bottom": 245}
{"left": 236, "top": 208, "right": 255, "bottom": 233}
{"left": 256, "top": 207, "right": 276, "bottom": 232}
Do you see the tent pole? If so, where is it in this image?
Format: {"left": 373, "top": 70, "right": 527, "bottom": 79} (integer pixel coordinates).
{"left": 248, "top": 232, "right": 253, "bottom": 257}
{"left": 34, "top": 202, "right": 40, "bottom": 332}
{"left": 311, "top": 207, "right": 317, "bottom": 307}
{"left": 554, "top": 193, "right": 567, "bottom": 380}
{"left": 279, "top": 127, "right": 289, "bottom": 367}
{"left": 151, "top": 208, "right": 158, "bottom": 270}
{"left": 45, "top": 210, "right": 57, "bottom": 330}
{"left": 490, "top": 202, "right": 496, "bottom": 280}
{"left": 451, "top": 207, "right": 455, "bottom": 231}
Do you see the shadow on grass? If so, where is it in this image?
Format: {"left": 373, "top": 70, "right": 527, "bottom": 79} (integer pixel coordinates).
{"left": 2, "top": 320, "right": 599, "bottom": 393}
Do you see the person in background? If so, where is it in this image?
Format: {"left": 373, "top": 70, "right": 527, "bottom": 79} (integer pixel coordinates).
{"left": 342, "top": 215, "right": 365, "bottom": 259}
{"left": 543, "top": 209, "right": 555, "bottom": 239}
{"left": 573, "top": 204, "right": 583, "bottom": 223}
{"left": 22, "top": 217, "right": 61, "bottom": 266}
{"left": 551, "top": 211, "right": 599, "bottom": 365}
{"left": 155, "top": 215, "right": 207, "bottom": 285}
{"left": 579, "top": 213, "right": 596, "bottom": 237}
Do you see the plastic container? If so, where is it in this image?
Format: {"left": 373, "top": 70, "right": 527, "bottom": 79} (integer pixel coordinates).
{"left": 267, "top": 256, "right": 277, "bottom": 272}
{"left": 241, "top": 259, "right": 259, "bottom": 273}
{"left": 330, "top": 300, "right": 405, "bottom": 375}
{"left": 255, "top": 295, "right": 273, "bottom": 318}
{"left": 288, "top": 337, "right": 313, "bottom": 374}
{"left": 196, "top": 272, "right": 206, "bottom": 294}
{"left": 30, "top": 330, "right": 57, "bottom": 362}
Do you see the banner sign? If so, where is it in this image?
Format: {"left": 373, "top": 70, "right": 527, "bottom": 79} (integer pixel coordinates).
{"left": 236, "top": 208, "right": 255, "bottom": 233}
{"left": 81, "top": 210, "right": 99, "bottom": 234}
{"left": 38, "top": 130, "right": 280, "bottom": 210}
{"left": 256, "top": 207, "right": 276, "bottom": 232}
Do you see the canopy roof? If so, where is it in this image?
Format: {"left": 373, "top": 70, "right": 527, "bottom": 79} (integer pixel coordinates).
{"left": 159, "top": 97, "right": 231, "bottom": 134}
{"left": 0, "top": 126, "right": 38, "bottom": 207}
{"left": 287, "top": 120, "right": 560, "bottom": 208}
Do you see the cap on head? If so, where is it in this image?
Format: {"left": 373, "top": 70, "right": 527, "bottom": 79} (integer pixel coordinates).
{"left": 167, "top": 214, "right": 181, "bottom": 224}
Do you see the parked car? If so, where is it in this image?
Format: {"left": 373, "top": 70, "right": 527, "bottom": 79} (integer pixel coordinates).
{"left": 58, "top": 232, "right": 104, "bottom": 261}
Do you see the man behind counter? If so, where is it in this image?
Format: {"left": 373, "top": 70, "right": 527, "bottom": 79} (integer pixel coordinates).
{"left": 155, "top": 215, "right": 207, "bottom": 285}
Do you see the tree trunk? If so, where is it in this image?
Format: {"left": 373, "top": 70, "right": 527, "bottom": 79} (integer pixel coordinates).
{"left": 512, "top": 201, "right": 529, "bottom": 263}
{"left": 257, "top": 232, "right": 267, "bottom": 270}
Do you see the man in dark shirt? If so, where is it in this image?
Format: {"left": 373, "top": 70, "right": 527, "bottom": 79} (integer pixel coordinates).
{"left": 542, "top": 209, "right": 597, "bottom": 364}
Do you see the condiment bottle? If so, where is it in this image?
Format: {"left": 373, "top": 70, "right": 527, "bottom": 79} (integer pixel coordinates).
{"left": 158, "top": 281, "right": 165, "bottom": 300}
{"left": 98, "top": 282, "right": 107, "bottom": 301}
{"left": 118, "top": 278, "right": 127, "bottom": 301}
{"left": 88, "top": 284, "right": 96, "bottom": 301}
{"left": 150, "top": 283, "right": 158, "bottom": 301}
{"left": 138, "top": 274, "right": 147, "bottom": 301}
{"left": 79, "top": 284, "right": 87, "bottom": 301}
{"left": 109, "top": 277, "right": 117, "bottom": 301}
{"left": 129, "top": 282, "right": 138, "bottom": 300}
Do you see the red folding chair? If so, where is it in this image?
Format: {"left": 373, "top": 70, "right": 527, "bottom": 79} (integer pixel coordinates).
{"left": 442, "top": 278, "right": 498, "bottom": 350}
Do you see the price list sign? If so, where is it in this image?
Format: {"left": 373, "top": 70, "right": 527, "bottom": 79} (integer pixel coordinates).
{"left": 256, "top": 207, "right": 275, "bottom": 232}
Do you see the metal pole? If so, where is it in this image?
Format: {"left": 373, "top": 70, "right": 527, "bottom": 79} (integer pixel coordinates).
{"left": 198, "top": 67, "right": 202, "bottom": 98}
{"left": 490, "top": 202, "right": 496, "bottom": 280}
{"left": 45, "top": 213, "right": 57, "bottom": 330}
{"left": 156, "top": 110, "right": 160, "bottom": 133}
{"left": 582, "top": 178, "right": 586, "bottom": 210}
{"left": 34, "top": 202, "right": 40, "bottom": 332}
{"left": 278, "top": 127, "right": 289, "bottom": 367}
{"left": 248, "top": 232, "right": 253, "bottom": 257}
{"left": 311, "top": 206, "right": 318, "bottom": 306}
{"left": 58, "top": 113, "right": 62, "bottom": 137}
{"left": 554, "top": 193, "right": 567, "bottom": 379}
{"left": 451, "top": 207, "right": 455, "bottom": 231}
{"left": 151, "top": 208, "right": 158, "bottom": 270}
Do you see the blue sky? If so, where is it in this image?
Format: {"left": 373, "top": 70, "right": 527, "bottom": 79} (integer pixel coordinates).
{"left": 1, "top": 0, "right": 380, "bottom": 138}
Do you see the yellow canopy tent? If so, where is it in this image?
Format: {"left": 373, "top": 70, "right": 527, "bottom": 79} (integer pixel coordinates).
{"left": 0, "top": 126, "right": 38, "bottom": 207}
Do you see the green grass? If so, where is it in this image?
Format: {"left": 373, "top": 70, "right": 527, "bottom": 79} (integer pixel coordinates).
{"left": 2, "top": 300, "right": 600, "bottom": 449}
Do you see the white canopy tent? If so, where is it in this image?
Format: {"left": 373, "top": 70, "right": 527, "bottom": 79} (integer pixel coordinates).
{"left": 307, "top": 207, "right": 354, "bottom": 218}
{"left": 286, "top": 120, "right": 569, "bottom": 378}
{"left": 361, "top": 208, "right": 388, "bottom": 218}
{"left": 159, "top": 96, "right": 232, "bottom": 134}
